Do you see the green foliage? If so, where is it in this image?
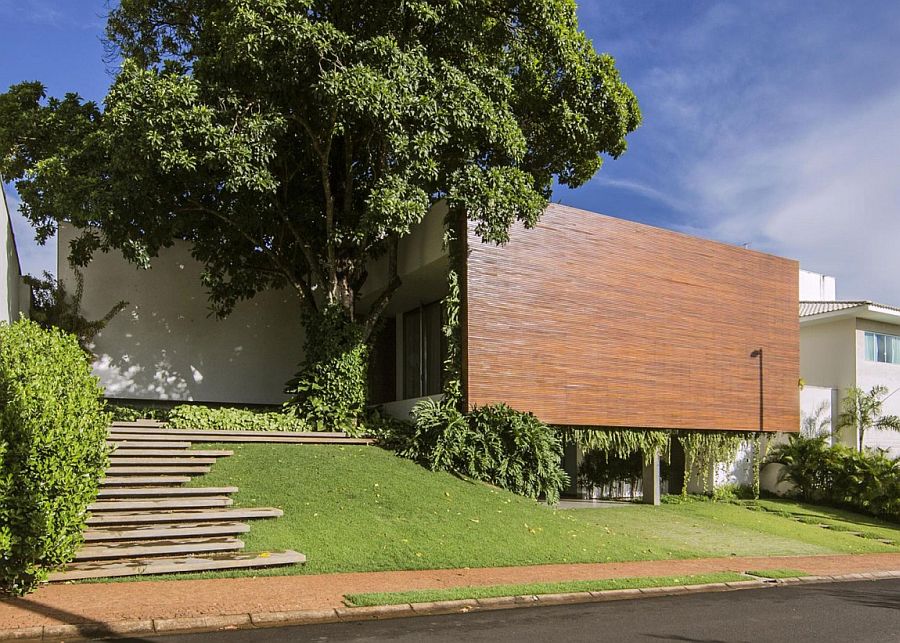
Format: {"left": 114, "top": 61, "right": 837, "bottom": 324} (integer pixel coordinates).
{"left": 167, "top": 405, "right": 309, "bottom": 432}
{"left": 0, "top": 1, "right": 640, "bottom": 420}
{"left": 108, "top": 404, "right": 169, "bottom": 422}
{"left": 23, "top": 269, "right": 127, "bottom": 354}
{"left": 566, "top": 428, "right": 671, "bottom": 463}
{"left": 0, "top": 319, "right": 109, "bottom": 595}
{"left": 768, "top": 435, "right": 900, "bottom": 521}
{"left": 837, "top": 385, "right": 900, "bottom": 451}
{"left": 284, "top": 305, "right": 367, "bottom": 434}
{"left": 578, "top": 451, "right": 642, "bottom": 492}
{"left": 391, "top": 399, "right": 569, "bottom": 503}
{"left": 440, "top": 213, "right": 464, "bottom": 407}
{"left": 677, "top": 431, "right": 750, "bottom": 496}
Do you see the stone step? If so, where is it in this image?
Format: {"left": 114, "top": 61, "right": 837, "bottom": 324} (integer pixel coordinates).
{"left": 50, "top": 550, "right": 306, "bottom": 581}
{"left": 108, "top": 440, "right": 192, "bottom": 449}
{"left": 89, "top": 497, "right": 233, "bottom": 512}
{"left": 86, "top": 507, "right": 283, "bottom": 526}
{"left": 109, "top": 426, "right": 347, "bottom": 438}
{"left": 108, "top": 448, "right": 233, "bottom": 457}
{"left": 107, "top": 434, "right": 199, "bottom": 443}
{"left": 97, "top": 486, "right": 239, "bottom": 499}
{"left": 105, "top": 466, "right": 211, "bottom": 475}
{"left": 101, "top": 476, "right": 192, "bottom": 486}
{"left": 83, "top": 521, "right": 251, "bottom": 542}
{"left": 75, "top": 537, "right": 244, "bottom": 561}
{"left": 110, "top": 420, "right": 166, "bottom": 428}
{"left": 108, "top": 456, "right": 218, "bottom": 466}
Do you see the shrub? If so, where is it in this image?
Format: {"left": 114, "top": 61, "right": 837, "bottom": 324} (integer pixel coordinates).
{"left": 284, "top": 305, "right": 367, "bottom": 435}
{"left": 768, "top": 435, "right": 900, "bottom": 521}
{"left": 108, "top": 404, "right": 168, "bottom": 422}
{"left": 0, "top": 320, "right": 109, "bottom": 595}
{"left": 167, "top": 405, "right": 310, "bottom": 432}
{"left": 395, "top": 399, "right": 568, "bottom": 504}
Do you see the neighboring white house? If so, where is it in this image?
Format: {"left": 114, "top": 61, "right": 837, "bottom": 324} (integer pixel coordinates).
{"left": 798, "top": 269, "right": 900, "bottom": 456}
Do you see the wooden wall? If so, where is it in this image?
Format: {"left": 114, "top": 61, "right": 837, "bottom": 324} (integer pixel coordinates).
{"left": 463, "top": 204, "right": 800, "bottom": 432}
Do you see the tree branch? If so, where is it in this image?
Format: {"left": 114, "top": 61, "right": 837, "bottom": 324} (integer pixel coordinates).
{"left": 363, "top": 234, "right": 401, "bottom": 340}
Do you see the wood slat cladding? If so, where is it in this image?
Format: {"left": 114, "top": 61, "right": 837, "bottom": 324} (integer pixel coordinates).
{"left": 463, "top": 204, "right": 800, "bottom": 432}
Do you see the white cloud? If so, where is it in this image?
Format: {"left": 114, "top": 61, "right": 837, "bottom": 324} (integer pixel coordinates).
{"left": 688, "top": 90, "right": 900, "bottom": 303}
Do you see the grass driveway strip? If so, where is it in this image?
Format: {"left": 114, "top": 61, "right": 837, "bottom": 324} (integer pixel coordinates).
{"left": 343, "top": 572, "right": 749, "bottom": 607}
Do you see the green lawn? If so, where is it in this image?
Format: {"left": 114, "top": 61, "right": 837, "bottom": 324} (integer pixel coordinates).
{"left": 343, "top": 572, "right": 748, "bottom": 607}
{"left": 96, "top": 442, "right": 898, "bottom": 582}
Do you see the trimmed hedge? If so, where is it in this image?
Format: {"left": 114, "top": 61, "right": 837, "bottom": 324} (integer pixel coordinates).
{"left": 0, "top": 320, "right": 109, "bottom": 595}
{"left": 167, "top": 405, "right": 310, "bottom": 432}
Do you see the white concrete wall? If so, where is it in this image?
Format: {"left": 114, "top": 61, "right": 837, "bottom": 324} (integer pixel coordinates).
{"left": 853, "top": 319, "right": 900, "bottom": 456}
{"left": 0, "top": 185, "right": 24, "bottom": 323}
{"left": 799, "top": 269, "right": 836, "bottom": 301}
{"left": 59, "top": 225, "right": 305, "bottom": 405}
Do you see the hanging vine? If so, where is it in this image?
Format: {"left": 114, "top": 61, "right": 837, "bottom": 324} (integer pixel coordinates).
{"left": 563, "top": 427, "right": 672, "bottom": 464}
{"left": 440, "top": 210, "right": 464, "bottom": 408}
{"left": 676, "top": 431, "right": 753, "bottom": 496}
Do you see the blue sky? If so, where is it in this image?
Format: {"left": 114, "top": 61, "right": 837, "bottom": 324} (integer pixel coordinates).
{"left": 2, "top": 1, "right": 900, "bottom": 302}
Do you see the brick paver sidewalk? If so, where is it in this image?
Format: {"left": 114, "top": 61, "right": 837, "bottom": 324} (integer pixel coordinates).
{"left": 1, "top": 552, "right": 899, "bottom": 634}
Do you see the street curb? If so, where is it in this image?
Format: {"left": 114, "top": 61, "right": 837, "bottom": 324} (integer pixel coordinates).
{"left": 3, "top": 570, "right": 899, "bottom": 641}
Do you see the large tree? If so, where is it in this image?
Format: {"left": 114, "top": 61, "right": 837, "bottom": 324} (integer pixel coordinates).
{"left": 0, "top": 0, "right": 640, "bottom": 427}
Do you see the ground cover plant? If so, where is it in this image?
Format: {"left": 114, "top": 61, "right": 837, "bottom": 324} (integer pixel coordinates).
{"left": 86, "top": 442, "right": 899, "bottom": 583}
{"left": 343, "top": 572, "right": 748, "bottom": 607}
{"left": 0, "top": 320, "right": 109, "bottom": 595}
{"left": 166, "top": 405, "right": 310, "bottom": 432}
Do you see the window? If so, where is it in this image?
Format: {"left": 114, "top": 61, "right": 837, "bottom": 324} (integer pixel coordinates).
{"left": 402, "top": 301, "right": 445, "bottom": 398}
{"left": 864, "top": 332, "right": 900, "bottom": 365}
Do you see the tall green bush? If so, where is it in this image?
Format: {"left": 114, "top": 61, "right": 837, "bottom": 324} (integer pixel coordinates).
{"left": 396, "top": 400, "right": 568, "bottom": 504}
{"left": 0, "top": 320, "right": 109, "bottom": 595}
{"left": 768, "top": 435, "right": 900, "bottom": 521}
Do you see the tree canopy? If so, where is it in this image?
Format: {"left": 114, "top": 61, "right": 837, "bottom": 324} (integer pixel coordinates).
{"left": 0, "top": 0, "right": 640, "bottom": 423}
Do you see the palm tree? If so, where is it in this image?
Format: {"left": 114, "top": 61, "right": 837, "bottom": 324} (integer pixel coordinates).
{"left": 837, "top": 385, "right": 900, "bottom": 452}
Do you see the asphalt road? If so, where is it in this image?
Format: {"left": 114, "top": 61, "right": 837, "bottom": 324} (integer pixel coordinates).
{"left": 137, "top": 579, "right": 900, "bottom": 643}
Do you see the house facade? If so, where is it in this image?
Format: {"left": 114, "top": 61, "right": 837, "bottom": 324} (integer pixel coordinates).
{"left": 799, "top": 270, "right": 900, "bottom": 456}
{"left": 60, "top": 202, "right": 801, "bottom": 439}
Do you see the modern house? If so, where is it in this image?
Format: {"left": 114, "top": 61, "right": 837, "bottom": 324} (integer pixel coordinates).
{"left": 0, "top": 176, "right": 802, "bottom": 498}
{"left": 59, "top": 203, "right": 801, "bottom": 442}
{"left": 798, "top": 270, "right": 900, "bottom": 456}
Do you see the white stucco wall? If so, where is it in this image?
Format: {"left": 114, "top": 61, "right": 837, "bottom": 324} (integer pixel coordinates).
{"left": 854, "top": 319, "right": 900, "bottom": 456}
{"left": 61, "top": 203, "right": 448, "bottom": 406}
{"left": 59, "top": 225, "right": 305, "bottom": 405}
{"left": 799, "top": 269, "right": 836, "bottom": 301}
{"left": 799, "top": 385, "right": 836, "bottom": 439}
{"left": 0, "top": 184, "right": 24, "bottom": 323}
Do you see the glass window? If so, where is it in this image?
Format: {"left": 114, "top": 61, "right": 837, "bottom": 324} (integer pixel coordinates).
{"left": 402, "top": 301, "right": 445, "bottom": 398}
{"left": 864, "top": 331, "right": 900, "bottom": 365}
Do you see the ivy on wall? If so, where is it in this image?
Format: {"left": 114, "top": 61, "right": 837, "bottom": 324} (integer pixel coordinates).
{"left": 441, "top": 212, "right": 464, "bottom": 407}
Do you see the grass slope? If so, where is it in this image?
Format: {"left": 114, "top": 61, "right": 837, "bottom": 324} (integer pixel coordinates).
{"left": 344, "top": 572, "right": 748, "bottom": 607}
{"left": 172, "top": 443, "right": 900, "bottom": 580}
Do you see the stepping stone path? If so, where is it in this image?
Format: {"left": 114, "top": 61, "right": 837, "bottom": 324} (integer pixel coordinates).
{"left": 50, "top": 420, "right": 372, "bottom": 581}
